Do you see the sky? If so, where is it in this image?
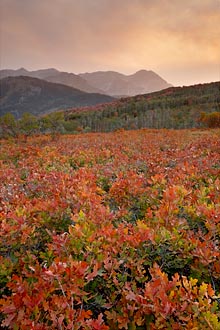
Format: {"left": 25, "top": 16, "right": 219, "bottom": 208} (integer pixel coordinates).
{"left": 0, "top": 0, "right": 220, "bottom": 86}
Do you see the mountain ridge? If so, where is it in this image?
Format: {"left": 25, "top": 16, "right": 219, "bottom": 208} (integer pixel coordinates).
{"left": 0, "top": 68, "right": 101, "bottom": 94}
{"left": 0, "top": 76, "right": 114, "bottom": 118}
{"left": 80, "top": 69, "right": 172, "bottom": 96}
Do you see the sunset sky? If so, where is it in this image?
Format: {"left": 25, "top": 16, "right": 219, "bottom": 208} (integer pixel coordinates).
{"left": 1, "top": 0, "right": 220, "bottom": 86}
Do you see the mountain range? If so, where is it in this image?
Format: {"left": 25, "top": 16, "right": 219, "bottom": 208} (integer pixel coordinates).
{"left": 0, "top": 68, "right": 172, "bottom": 97}
{"left": 0, "top": 67, "right": 172, "bottom": 118}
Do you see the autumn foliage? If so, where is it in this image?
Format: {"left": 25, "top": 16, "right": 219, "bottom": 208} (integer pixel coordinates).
{"left": 0, "top": 129, "right": 220, "bottom": 329}
{"left": 200, "top": 112, "right": 220, "bottom": 128}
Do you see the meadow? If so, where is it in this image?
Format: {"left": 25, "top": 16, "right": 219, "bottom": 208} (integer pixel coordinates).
{"left": 0, "top": 128, "right": 220, "bottom": 329}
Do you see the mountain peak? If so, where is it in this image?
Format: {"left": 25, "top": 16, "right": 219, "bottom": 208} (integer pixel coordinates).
{"left": 131, "top": 69, "right": 159, "bottom": 77}
{"left": 18, "top": 67, "right": 27, "bottom": 71}
{"left": 135, "top": 69, "right": 149, "bottom": 74}
{"left": 15, "top": 67, "right": 29, "bottom": 74}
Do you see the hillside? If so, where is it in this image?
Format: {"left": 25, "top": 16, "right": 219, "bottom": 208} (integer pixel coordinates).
{"left": 1, "top": 80, "right": 219, "bottom": 134}
{"left": 64, "top": 81, "right": 220, "bottom": 131}
{"left": 0, "top": 76, "right": 114, "bottom": 118}
{"left": 80, "top": 69, "right": 172, "bottom": 96}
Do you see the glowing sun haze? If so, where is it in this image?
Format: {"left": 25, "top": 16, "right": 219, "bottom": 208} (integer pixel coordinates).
{"left": 1, "top": 0, "right": 220, "bottom": 86}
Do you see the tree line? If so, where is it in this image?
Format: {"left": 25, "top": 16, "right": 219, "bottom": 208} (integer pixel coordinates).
{"left": 1, "top": 108, "right": 220, "bottom": 140}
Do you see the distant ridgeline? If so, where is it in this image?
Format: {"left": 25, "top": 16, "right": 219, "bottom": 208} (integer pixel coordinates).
{"left": 0, "top": 81, "right": 220, "bottom": 137}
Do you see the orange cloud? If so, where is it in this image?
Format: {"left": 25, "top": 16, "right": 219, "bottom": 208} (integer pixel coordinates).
{"left": 1, "top": 0, "right": 220, "bottom": 85}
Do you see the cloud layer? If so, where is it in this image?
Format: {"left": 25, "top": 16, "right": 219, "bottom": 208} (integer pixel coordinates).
{"left": 1, "top": 0, "right": 220, "bottom": 85}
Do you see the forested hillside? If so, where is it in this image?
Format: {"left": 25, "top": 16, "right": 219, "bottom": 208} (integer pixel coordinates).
{"left": 64, "top": 81, "right": 220, "bottom": 131}
{"left": 0, "top": 81, "right": 219, "bottom": 137}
